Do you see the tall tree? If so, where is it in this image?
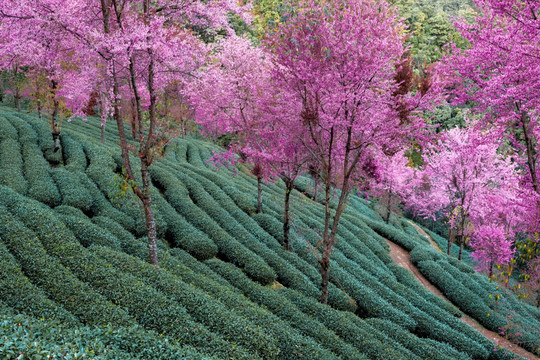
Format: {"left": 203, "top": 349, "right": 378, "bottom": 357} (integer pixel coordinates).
{"left": 266, "top": 0, "right": 431, "bottom": 303}
{"left": 408, "top": 127, "right": 521, "bottom": 260}
{"left": 440, "top": 0, "right": 539, "bottom": 288}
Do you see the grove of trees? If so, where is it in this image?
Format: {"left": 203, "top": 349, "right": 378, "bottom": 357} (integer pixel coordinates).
{"left": 0, "top": 0, "right": 538, "bottom": 304}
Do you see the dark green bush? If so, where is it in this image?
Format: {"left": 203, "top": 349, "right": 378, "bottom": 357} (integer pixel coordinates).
{"left": 51, "top": 167, "right": 93, "bottom": 212}
{"left": 0, "top": 138, "right": 27, "bottom": 194}
{"left": 365, "top": 318, "right": 466, "bottom": 360}
{"left": 150, "top": 167, "right": 218, "bottom": 260}
{"left": 1, "top": 188, "right": 258, "bottom": 360}
{"left": 0, "top": 200, "right": 132, "bottom": 326}
{"left": 93, "top": 246, "right": 282, "bottom": 359}
{"left": 61, "top": 134, "right": 87, "bottom": 172}
{"left": 22, "top": 142, "right": 61, "bottom": 206}
{"left": 418, "top": 260, "right": 507, "bottom": 332}
{"left": 0, "top": 242, "right": 78, "bottom": 325}
{"left": 0, "top": 114, "right": 18, "bottom": 141}
{"left": 205, "top": 258, "right": 369, "bottom": 359}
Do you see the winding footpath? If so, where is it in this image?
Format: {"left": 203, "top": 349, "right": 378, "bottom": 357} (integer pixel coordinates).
{"left": 383, "top": 221, "right": 538, "bottom": 360}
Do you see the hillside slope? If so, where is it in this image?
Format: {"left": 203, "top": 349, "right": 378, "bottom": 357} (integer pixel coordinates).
{"left": 0, "top": 106, "right": 539, "bottom": 359}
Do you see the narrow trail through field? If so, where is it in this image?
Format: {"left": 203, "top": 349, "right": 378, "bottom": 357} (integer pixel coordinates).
{"left": 384, "top": 222, "right": 538, "bottom": 360}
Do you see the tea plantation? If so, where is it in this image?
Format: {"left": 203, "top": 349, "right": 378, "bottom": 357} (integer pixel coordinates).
{"left": 0, "top": 106, "right": 539, "bottom": 359}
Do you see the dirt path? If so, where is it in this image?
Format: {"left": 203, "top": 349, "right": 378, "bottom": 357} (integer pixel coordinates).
{"left": 385, "top": 229, "right": 538, "bottom": 360}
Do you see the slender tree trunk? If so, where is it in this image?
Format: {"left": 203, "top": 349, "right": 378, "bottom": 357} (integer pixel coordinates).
{"left": 37, "top": 100, "right": 42, "bottom": 120}
{"left": 282, "top": 177, "right": 294, "bottom": 251}
{"left": 141, "top": 159, "right": 159, "bottom": 266}
{"left": 447, "top": 228, "right": 453, "bottom": 256}
{"left": 458, "top": 238, "right": 464, "bottom": 261}
{"left": 521, "top": 112, "right": 538, "bottom": 194}
{"left": 384, "top": 192, "right": 392, "bottom": 224}
{"left": 314, "top": 176, "right": 318, "bottom": 201}
{"left": 256, "top": 176, "right": 263, "bottom": 214}
{"left": 320, "top": 176, "right": 333, "bottom": 304}
{"left": 50, "top": 80, "right": 61, "bottom": 152}
{"left": 488, "top": 260, "right": 494, "bottom": 278}
{"left": 131, "top": 98, "right": 138, "bottom": 140}
{"left": 101, "top": 123, "right": 106, "bottom": 144}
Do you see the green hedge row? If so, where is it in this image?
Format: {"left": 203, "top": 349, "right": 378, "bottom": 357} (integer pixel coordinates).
{"left": 0, "top": 242, "right": 78, "bottom": 325}
{"left": 0, "top": 312, "right": 212, "bottom": 360}
{"left": 22, "top": 142, "right": 61, "bottom": 206}
{"left": 159, "top": 168, "right": 276, "bottom": 285}
{"left": 150, "top": 166, "right": 218, "bottom": 260}
{"left": 91, "top": 216, "right": 148, "bottom": 257}
{"left": 54, "top": 206, "right": 122, "bottom": 250}
{"left": 365, "top": 318, "right": 469, "bottom": 360}
{"left": 174, "top": 166, "right": 323, "bottom": 298}
{"left": 204, "top": 258, "right": 367, "bottom": 360}
{"left": 0, "top": 200, "right": 133, "bottom": 326}
{"left": 51, "top": 168, "right": 93, "bottom": 212}
{"left": 23, "top": 115, "right": 63, "bottom": 165}
{"left": 160, "top": 251, "right": 334, "bottom": 360}
{"left": 2, "top": 188, "right": 258, "bottom": 360}
{"left": 418, "top": 260, "right": 507, "bottom": 331}
{"left": 280, "top": 289, "right": 422, "bottom": 360}
{"left": 0, "top": 113, "right": 18, "bottom": 141}
{"left": 251, "top": 212, "right": 362, "bottom": 312}
{"left": 92, "top": 246, "right": 283, "bottom": 359}
{"left": 61, "top": 134, "right": 87, "bottom": 173}
{"left": 0, "top": 138, "right": 27, "bottom": 194}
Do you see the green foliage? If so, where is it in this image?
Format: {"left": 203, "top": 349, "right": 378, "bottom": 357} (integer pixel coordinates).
{"left": 1, "top": 108, "right": 536, "bottom": 359}
{"left": 0, "top": 137, "right": 28, "bottom": 194}
{"left": 51, "top": 167, "right": 93, "bottom": 212}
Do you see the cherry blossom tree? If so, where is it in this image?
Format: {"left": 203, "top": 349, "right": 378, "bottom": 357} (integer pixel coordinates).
{"left": 0, "top": 0, "right": 241, "bottom": 266}
{"left": 440, "top": 0, "right": 539, "bottom": 293}
{"left": 409, "top": 127, "right": 521, "bottom": 260}
{"left": 190, "top": 35, "right": 310, "bottom": 250}
{"left": 266, "top": 0, "right": 433, "bottom": 303}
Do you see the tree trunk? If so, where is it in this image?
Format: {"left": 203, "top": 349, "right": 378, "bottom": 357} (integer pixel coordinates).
{"left": 101, "top": 123, "right": 106, "bottom": 144}
{"left": 50, "top": 80, "right": 60, "bottom": 152}
{"left": 37, "top": 100, "right": 42, "bottom": 120}
{"left": 131, "top": 98, "right": 138, "bottom": 140}
{"left": 313, "top": 175, "right": 318, "bottom": 201}
{"left": 319, "top": 253, "right": 330, "bottom": 304}
{"left": 320, "top": 173, "right": 333, "bottom": 304}
{"left": 256, "top": 176, "right": 263, "bottom": 214}
{"left": 458, "top": 239, "right": 464, "bottom": 261}
{"left": 488, "top": 260, "right": 494, "bottom": 278}
{"left": 447, "top": 228, "right": 453, "bottom": 256}
{"left": 141, "top": 159, "right": 159, "bottom": 266}
{"left": 384, "top": 192, "right": 392, "bottom": 224}
{"left": 282, "top": 177, "right": 294, "bottom": 251}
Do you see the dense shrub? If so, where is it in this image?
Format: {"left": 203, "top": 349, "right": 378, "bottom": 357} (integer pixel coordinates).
{"left": 0, "top": 242, "right": 78, "bottom": 325}
{"left": 365, "top": 318, "right": 467, "bottom": 360}
{"left": 0, "top": 138, "right": 27, "bottom": 194}
{"left": 205, "top": 259, "right": 370, "bottom": 359}
{"left": 93, "top": 246, "right": 283, "bottom": 359}
{"left": 0, "top": 313, "right": 211, "bottom": 360}
{"left": 0, "top": 200, "right": 132, "bottom": 326}
{"left": 54, "top": 206, "right": 122, "bottom": 250}
{"left": 51, "top": 168, "right": 93, "bottom": 212}
{"left": 1, "top": 189, "right": 258, "bottom": 360}
{"left": 0, "top": 113, "right": 18, "bottom": 141}
{"left": 252, "top": 212, "right": 357, "bottom": 311}
{"left": 418, "top": 260, "right": 507, "bottom": 332}
{"left": 22, "top": 142, "right": 61, "bottom": 206}
{"left": 61, "top": 134, "right": 87, "bottom": 172}
{"left": 150, "top": 167, "right": 217, "bottom": 260}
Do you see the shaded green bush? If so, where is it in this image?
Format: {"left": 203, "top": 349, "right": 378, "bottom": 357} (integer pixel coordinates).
{"left": 0, "top": 138, "right": 27, "bottom": 194}
{"left": 23, "top": 142, "right": 61, "bottom": 206}
{"left": 0, "top": 242, "right": 78, "bottom": 325}
{"left": 51, "top": 168, "right": 93, "bottom": 212}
